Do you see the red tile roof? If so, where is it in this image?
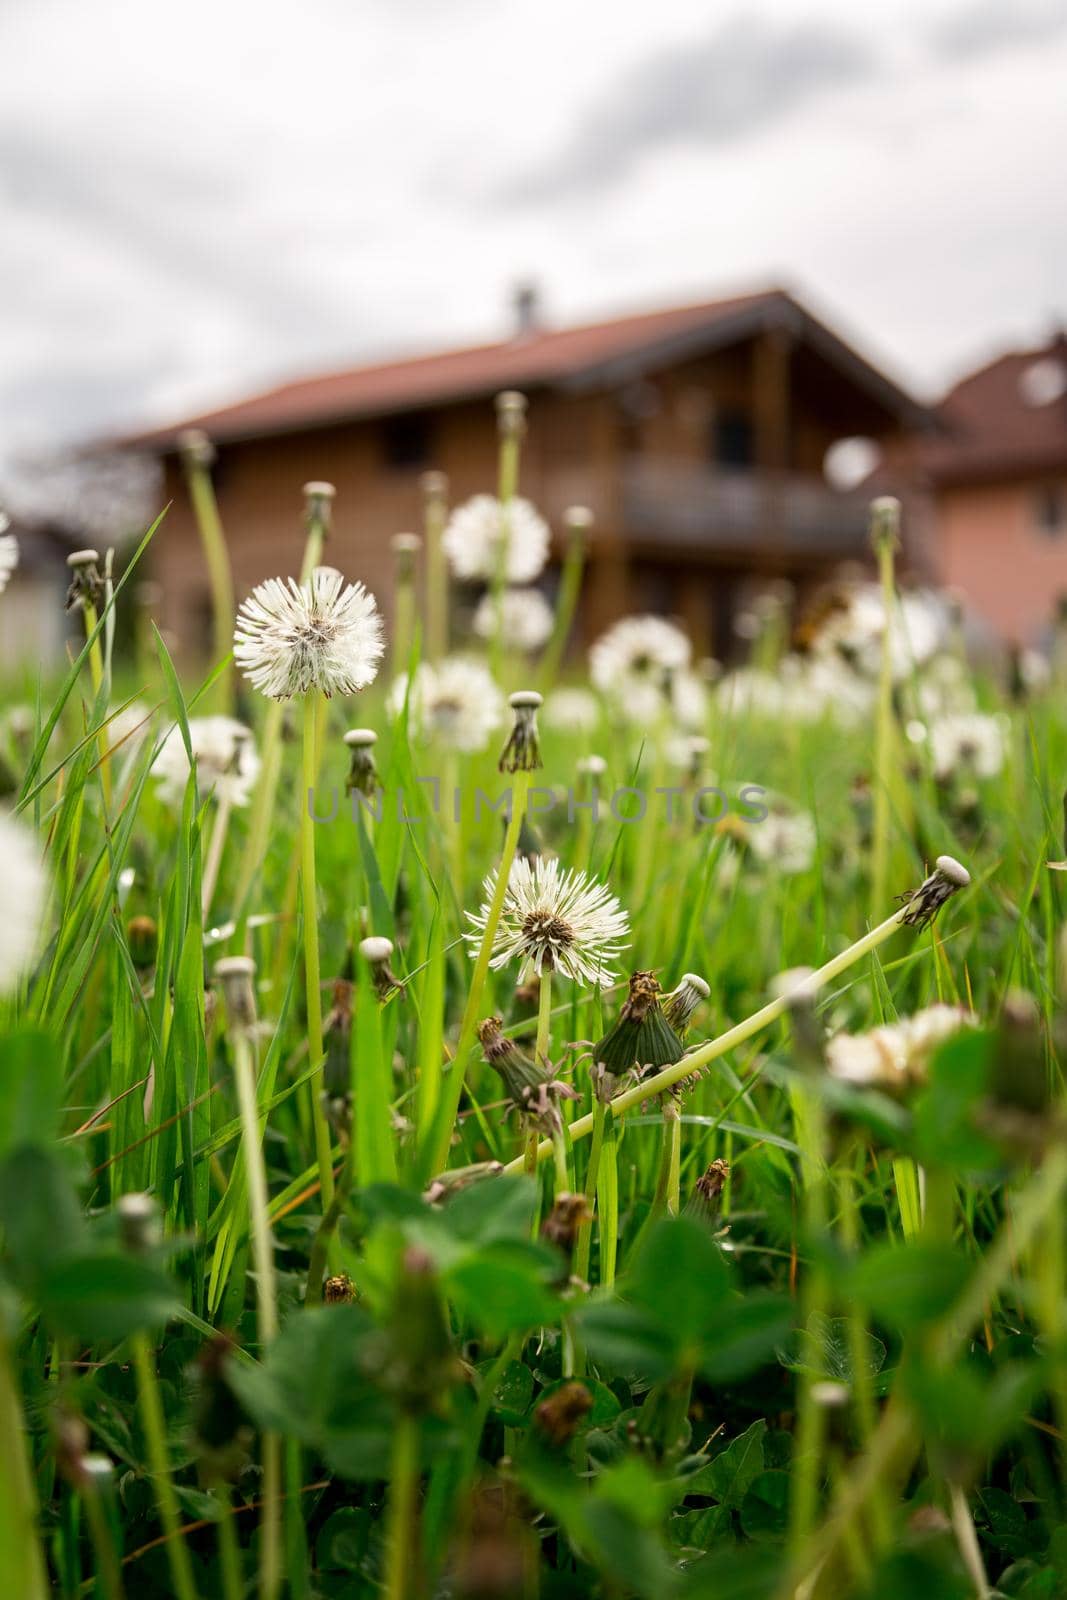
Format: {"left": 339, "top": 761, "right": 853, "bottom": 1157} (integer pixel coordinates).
{"left": 126, "top": 286, "right": 925, "bottom": 451}
{"left": 921, "top": 334, "right": 1067, "bottom": 486}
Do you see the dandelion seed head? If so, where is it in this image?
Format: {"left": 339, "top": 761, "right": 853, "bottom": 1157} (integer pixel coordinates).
{"left": 929, "top": 712, "right": 1006, "bottom": 782}
{"left": 466, "top": 856, "right": 630, "bottom": 985}
{"left": 0, "top": 811, "right": 48, "bottom": 994}
{"left": 544, "top": 687, "right": 600, "bottom": 734}
{"left": 389, "top": 657, "right": 503, "bottom": 751}
{"left": 234, "top": 567, "right": 384, "bottom": 700}
{"left": 153, "top": 716, "right": 261, "bottom": 809}
{"left": 442, "top": 494, "right": 549, "bottom": 583}
{"left": 473, "top": 586, "right": 553, "bottom": 651}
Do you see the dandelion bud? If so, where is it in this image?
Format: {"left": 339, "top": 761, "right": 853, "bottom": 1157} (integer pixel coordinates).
{"left": 419, "top": 469, "right": 449, "bottom": 502}
{"left": 391, "top": 531, "right": 421, "bottom": 570}
{"left": 662, "top": 972, "right": 710, "bottom": 1038}
{"left": 213, "top": 954, "right": 258, "bottom": 1031}
{"left": 899, "top": 853, "right": 971, "bottom": 929}
{"left": 498, "top": 690, "right": 543, "bottom": 774}
{"left": 323, "top": 1273, "right": 356, "bottom": 1304}
{"left": 303, "top": 480, "right": 336, "bottom": 532}
{"left": 593, "top": 971, "right": 685, "bottom": 1084}
{"left": 563, "top": 504, "right": 593, "bottom": 552}
{"left": 685, "top": 1159, "right": 730, "bottom": 1229}
{"left": 477, "top": 1015, "right": 577, "bottom": 1134}
{"left": 126, "top": 914, "right": 158, "bottom": 972}
{"left": 116, "top": 1192, "right": 161, "bottom": 1255}
{"left": 179, "top": 428, "right": 215, "bottom": 469}
{"left": 534, "top": 1381, "right": 594, "bottom": 1446}
{"left": 65, "top": 549, "right": 104, "bottom": 614}
{"left": 343, "top": 727, "right": 380, "bottom": 798}
{"left": 494, "top": 389, "right": 528, "bottom": 438}
{"left": 869, "top": 495, "right": 901, "bottom": 554}
{"left": 360, "top": 935, "right": 404, "bottom": 1001}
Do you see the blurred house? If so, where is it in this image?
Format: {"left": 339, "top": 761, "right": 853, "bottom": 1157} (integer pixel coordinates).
{"left": 917, "top": 333, "right": 1067, "bottom": 643}
{"left": 0, "top": 517, "right": 71, "bottom": 673}
{"left": 127, "top": 287, "right": 931, "bottom": 657}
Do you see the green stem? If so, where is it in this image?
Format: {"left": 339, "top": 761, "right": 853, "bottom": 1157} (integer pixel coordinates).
{"left": 215, "top": 1491, "right": 243, "bottom": 1600}
{"left": 231, "top": 1027, "right": 277, "bottom": 1343}
{"left": 426, "top": 771, "right": 530, "bottom": 1176}
{"left": 82, "top": 1474, "right": 126, "bottom": 1600}
{"left": 0, "top": 1333, "right": 48, "bottom": 1600}
{"left": 573, "top": 1098, "right": 606, "bottom": 1286}
{"left": 871, "top": 528, "right": 896, "bottom": 919}
{"left": 787, "top": 1086, "right": 830, "bottom": 1566}
{"left": 182, "top": 452, "right": 236, "bottom": 711}
{"left": 82, "top": 598, "right": 113, "bottom": 811}
{"left": 260, "top": 1431, "right": 282, "bottom": 1600}
{"left": 131, "top": 1332, "right": 198, "bottom": 1600}
{"left": 301, "top": 690, "right": 335, "bottom": 1217}
{"left": 201, "top": 789, "right": 234, "bottom": 921}
{"left": 540, "top": 516, "right": 587, "bottom": 687}
{"left": 384, "top": 1415, "right": 420, "bottom": 1600}
{"left": 423, "top": 476, "right": 449, "bottom": 662}
{"left": 506, "top": 901, "right": 917, "bottom": 1172}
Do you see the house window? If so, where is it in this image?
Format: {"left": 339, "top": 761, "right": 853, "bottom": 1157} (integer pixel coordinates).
{"left": 1035, "top": 485, "right": 1066, "bottom": 538}
{"left": 712, "top": 410, "right": 754, "bottom": 469}
{"left": 382, "top": 411, "right": 433, "bottom": 471}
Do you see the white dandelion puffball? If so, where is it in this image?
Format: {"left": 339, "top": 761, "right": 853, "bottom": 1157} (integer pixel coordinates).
{"left": 543, "top": 687, "right": 600, "bottom": 734}
{"left": 746, "top": 807, "right": 817, "bottom": 875}
{"left": 442, "top": 494, "right": 549, "bottom": 583}
{"left": 589, "top": 615, "right": 692, "bottom": 697}
{"left": 467, "top": 856, "right": 630, "bottom": 986}
{"left": 929, "top": 712, "right": 1006, "bottom": 783}
{"left": 810, "top": 584, "right": 945, "bottom": 682}
{"left": 472, "top": 586, "right": 554, "bottom": 651}
{"left": 389, "top": 657, "right": 504, "bottom": 752}
{"left": 153, "top": 716, "right": 261, "bottom": 809}
{"left": 234, "top": 567, "right": 384, "bottom": 700}
{"left": 107, "top": 702, "right": 154, "bottom": 754}
{"left": 0, "top": 520, "right": 17, "bottom": 596}
{"left": 0, "top": 811, "right": 48, "bottom": 993}
{"left": 827, "top": 1004, "right": 975, "bottom": 1092}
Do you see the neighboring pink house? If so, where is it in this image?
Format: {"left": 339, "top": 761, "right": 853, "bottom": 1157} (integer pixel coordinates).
{"left": 918, "top": 334, "right": 1067, "bottom": 643}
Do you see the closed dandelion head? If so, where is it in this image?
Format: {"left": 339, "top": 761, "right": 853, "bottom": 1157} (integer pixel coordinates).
{"left": 662, "top": 972, "right": 710, "bottom": 1037}
{"left": 593, "top": 971, "right": 685, "bottom": 1091}
{"left": 473, "top": 587, "right": 554, "bottom": 652}
{"left": 390, "top": 657, "right": 504, "bottom": 752}
{"left": 0, "top": 516, "right": 18, "bottom": 595}
{"left": 360, "top": 935, "right": 404, "bottom": 1002}
{"left": 65, "top": 548, "right": 105, "bottom": 613}
{"left": 154, "top": 716, "right": 260, "bottom": 809}
{"left": 234, "top": 567, "right": 384, "bottom": 700}
{"left": 213, "top": 954, "right": 258, "bottom": 1031}
{"left": 344, "top": 727, "right": 380, "bottom": 796}
{"left": 499, "top": 690, "right": 543, "bottom": 773}
{"left": 391, "top": 531, "right": 421, "bottom": 578}
{"left": 179, "top": 429, "right": 215, "bottom": 468}
{"left": 303, "top": 480, "right": 336, "bottom": 530}
{"left": 442, "top": 493, "right": 549, "bottom": 583}
{"left": 477, "top": 1015, "right": 578, "bottom": 1134}
{"left": 467, "top": 857, "right": 629, "bottom": 986}
{"left": 0, "top": 811, "right": 48, "bottom": 994}
{"left": 899, "top": 853, "right": 971, "bottom": 928}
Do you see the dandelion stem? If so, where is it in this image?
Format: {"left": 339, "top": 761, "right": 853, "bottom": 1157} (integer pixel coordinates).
{"left": 870, "top": 499, "right": 898, "bottom": 918}
{"left": 201, "top": 789, "right": 234, "bottom": 920}
{"left": 82, "top": 598, "right": 113, "bottom": 811}
{"left": 181, "top": 441, "right": 235, "bottom": 714}
{"left": 526, "top": 966, "right": 554, "bottom": 1174}
{"left": 541, "top": 510, "right": 588, "bottom": 688}
{"left": 505, "top": 900, "right": 920, "bottom": 1173}
{"left": 301, "top": 689, "right": 335, "bottom": 1217}
{"left": 422, "top": 472, "right": 449, "bottom": 662}
{"left": 231, "top": 1027, "right": 277, "bottom": 1342}
{"left": 0, "top": 1331, "right": 48, "bottom": 1600}
{"left": 383, "top": 1415, "right": 420, "bottom": 1600}
{"left": 130, "top": 1332, "right": 199, "bottom": 1600}
{"left": 426, "top": 771, "right": 530, "bottom": 1177}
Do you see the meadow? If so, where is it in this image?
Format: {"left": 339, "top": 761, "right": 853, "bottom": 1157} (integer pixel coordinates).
{"left": 0, "top": 398, "right": 1064, "bottom": 1600}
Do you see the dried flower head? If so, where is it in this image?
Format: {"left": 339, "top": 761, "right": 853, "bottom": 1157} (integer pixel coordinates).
{"left": 213, "top": 955, "right": 258, "bottom": 1032}
{"left": 153, "top": 716, "right": 260, "bottom": 809}
{"left": 360, "top": 935, "right": 404, "bottom": 1001}
{"left": 234, "top": 567, "right": 384, "bottom": 700}
{"left": 323, "top": 1273, "right": 356, "bottom": 1305}
{"left": 389, "top": 657, "right": 504, "bottom": 752}
{"left": 594, "top": 971, "right": 685, "bottom": 1082}
{"left": 467, "top": 857, "right": 629, "bottom": 986}
{"left": 534, "top": 1381, "right": 594, "bottom": 1446}
{"left": 473, "top": 586, "right": 554, "bottom": 651}
{"left": 498, "top": 690, "right": 543, "bottom": 773}
{"left": 685, "top": 1159, "right": 730, "bottom": 1228}
{"left": 899, "top": 854, "right": 971, "bottom": 928}
{"left": 0, "top": 517, "right": 18, "bottom": 595}
{"left": 65, "top": 548, "right": 105, "bottom": 613}
{"left": 477, "top": 1015, "right": 578, "bottom": 1134}
{"left": 343, "top": 727, "right": 380, "bottom": 797}
{"left": 442, "top": 493, "right": 549, "bottom": 584}
{"left": 0, "top": 811, "right": 48, "bottom": 994}
{"left": 662, "top": 972, "right": 711, "bottom": 1038}
{"left": 540, "top": 1192, "right": 592, "bottom": 1257}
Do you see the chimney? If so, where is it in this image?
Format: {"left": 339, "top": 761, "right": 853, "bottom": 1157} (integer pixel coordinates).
{"left": 512, "top": 281, "right": 542, "bottom": 339}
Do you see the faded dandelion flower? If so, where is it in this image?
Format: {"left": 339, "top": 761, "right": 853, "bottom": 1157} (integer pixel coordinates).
{"left": 589, "top": 615, "right": 692, "bottom": 715}
{"left": 0, "top": 811, "right": 48, "bottom": 994}
{"left": 662, "top": 972, "right": 711, "bottom": 1038}
{"left": 0, "top": 516, "right": 18, "bottom": 595}
{"left": 498, "top": 690, "right": 542, "bottom": 773}
{"left": 234, "top": 566, "right": 384, "bottom": 700}
{"left": 442, "top": 493, "right": 549, "bottom": 583}
{"left": 389, "top": 657, "right": 504, "bottom": 751}
{"left": 153, "top": 717, "right": 260, "bottom": 809}
{"left": 343, "top": 727, "right": 380, "bottom": 797}
{"left": 899, "top": 853, "right": 971, "bottom": 928}
{"left": 929, "top": 712, "right": 1006, "bottom": 782}
{"left": 745, "top": 806, "right": 817, "bottom": 875}
{"left": 477, "top": 1015, "right": 578, "bottom": 1133}
{"left": 827, "top": 1003, "right": 976, "bottom": 1093}
{"left": 466, "top": 856, "right": 629, "bottom": 986}
{"left": 473, "top": 586, "right": 553, "bottom": 651}
{"left": 543, "top": 686, "right": 600, "bottom": 734}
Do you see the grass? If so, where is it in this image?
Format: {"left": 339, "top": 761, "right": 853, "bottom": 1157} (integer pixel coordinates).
{"left": 0, "top": 421, "right": 1065, "bottom": 1600}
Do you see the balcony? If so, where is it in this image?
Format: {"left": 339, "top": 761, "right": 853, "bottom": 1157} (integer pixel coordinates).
{"left": 619, "top": 460, "right": 872, "bottom": 558}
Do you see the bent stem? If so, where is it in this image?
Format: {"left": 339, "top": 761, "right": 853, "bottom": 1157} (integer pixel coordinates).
{"left": 301, "top": 690, "right": 335, "bottom": 1216}
{"left": 426, "top": 771, "right": 530, "bottom": 1176}
{"left": 507, "top": 900, "right": 918, "bottom": 1172}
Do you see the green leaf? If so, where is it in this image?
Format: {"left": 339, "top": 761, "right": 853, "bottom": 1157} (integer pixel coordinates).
{"left": 684, "top": 1419, "right": 767, "bottom": 1508}
{"left": 845, "top": 1242, "right": 973, "bottom": 1332}
{"left": 37, "top": 1253, "right": 179, "bottom": 1342}
{"left": 739, "top": 1471, "right": 790, "bottom": 1541}
{"left": 315, "top": 1507, "right": 371, "bottom": 1572}
{"left": 0, "top": 1029, "right": 63, "bottom": 1153}
{"left": 486, "top": 1359, "right": 534, "bottom": 1424}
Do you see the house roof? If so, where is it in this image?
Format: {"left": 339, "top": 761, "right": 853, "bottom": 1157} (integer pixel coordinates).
{"left": 921, "top": 334, "right": 1067, "bottom": 487}
{"left": 125, "top": 286, "right": 929, "bottom": 452}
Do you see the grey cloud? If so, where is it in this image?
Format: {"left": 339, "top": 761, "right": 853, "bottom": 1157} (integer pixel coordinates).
{"left": 497, "top": 15, "right": 878, "bottom": 205}
{"left": 928, "top": 0, "right": 1067, "bottom": 60}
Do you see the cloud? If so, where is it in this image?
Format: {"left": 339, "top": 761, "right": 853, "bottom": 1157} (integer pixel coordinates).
{"left": 928, "top": 0, "right": 1067, "bottom": 60}
{"left": 496, "top": 14, "right": 879, "bottom": 205}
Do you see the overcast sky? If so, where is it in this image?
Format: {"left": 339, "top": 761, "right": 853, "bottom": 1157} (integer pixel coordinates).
{"left": 2, "top": 0, "right": 1065, "bottom": 457}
